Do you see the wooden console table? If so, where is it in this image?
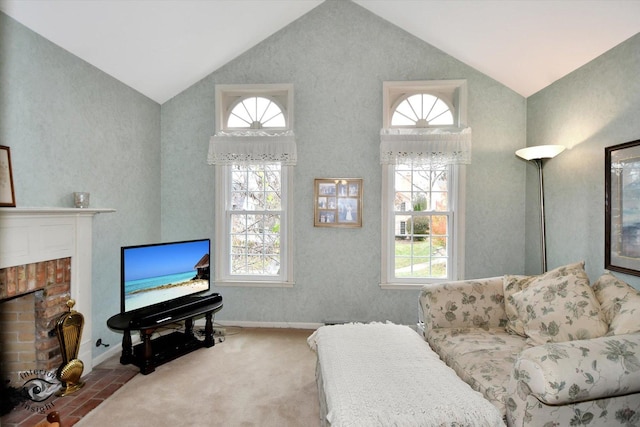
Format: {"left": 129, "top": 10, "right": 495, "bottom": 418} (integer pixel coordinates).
{"left": 107, "top": 300, "right": 223, "bottom": 374}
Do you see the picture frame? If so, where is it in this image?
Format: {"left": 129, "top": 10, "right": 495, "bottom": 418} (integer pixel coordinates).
{"left": 605, "top": 139, "right": 640, "bottom": 276}
{"left": 0, "top": 145, "right": 16, "bottom": 207}
{"left": 314, "top": 178, "right": 362, "bottom": 228}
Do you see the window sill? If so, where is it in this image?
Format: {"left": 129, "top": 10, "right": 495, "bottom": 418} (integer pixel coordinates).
{"left": 214, "top": 280, "right": 294, "bottom": 288}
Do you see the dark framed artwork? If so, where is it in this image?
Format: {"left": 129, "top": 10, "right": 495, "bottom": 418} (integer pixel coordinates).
{"left": 0, "top": 145, "right": 16, "bottom": 207}
{"left": 314, "top": 178, "right": 362, "bottom": 228}
{"left": 605, "top": 139, "right": 640, "bottom": 276}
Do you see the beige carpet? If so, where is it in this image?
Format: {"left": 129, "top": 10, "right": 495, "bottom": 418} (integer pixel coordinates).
{"left": 77, "top": 328, "right": 320, "bottom": 427}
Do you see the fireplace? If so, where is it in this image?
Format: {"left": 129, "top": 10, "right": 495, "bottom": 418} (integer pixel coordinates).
{"left": 0, "top": 208, "right": 114, "bottom": 386}
{"left": 0, "top": 258, "right": 72, "bottom": 385}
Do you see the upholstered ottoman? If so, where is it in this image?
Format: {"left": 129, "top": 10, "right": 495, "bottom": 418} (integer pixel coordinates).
{"left": 308, "top": 323, "right": 504, "bottom": 426}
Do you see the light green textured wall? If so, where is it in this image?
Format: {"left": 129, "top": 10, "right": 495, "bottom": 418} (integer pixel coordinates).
{"left": 1, "top": 0, "right": 530, "bottom": 346}
{"left": 160, "top": 0, "right": 527, "bottom": 325}
{"left": 527, "top": 33, "right": 640, "bottom": 287}
{"left": 0, "top": 12, "right": 162, "bottom": 357}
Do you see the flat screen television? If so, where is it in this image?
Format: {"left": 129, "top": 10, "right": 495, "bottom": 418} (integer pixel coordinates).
{"left": 120, "top": 239, "right": 210, "bottom": 314}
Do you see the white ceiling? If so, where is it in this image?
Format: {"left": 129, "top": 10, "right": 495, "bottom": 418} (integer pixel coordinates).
{"left": 1, "top": 0, "right": 639, "bottom": 104}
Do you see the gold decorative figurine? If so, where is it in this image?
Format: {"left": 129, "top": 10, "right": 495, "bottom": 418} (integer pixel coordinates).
{"left": 54, "top": 299, "right": 85, "bottom": 396}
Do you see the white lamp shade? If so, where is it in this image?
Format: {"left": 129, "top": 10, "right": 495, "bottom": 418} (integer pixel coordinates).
{"left": 515, "top": 145, "right": 565, "bottom": 160}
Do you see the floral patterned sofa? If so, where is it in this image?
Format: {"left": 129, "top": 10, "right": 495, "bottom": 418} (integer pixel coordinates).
{"left": 418, "top": 262, "right": 640, "bottom": 426}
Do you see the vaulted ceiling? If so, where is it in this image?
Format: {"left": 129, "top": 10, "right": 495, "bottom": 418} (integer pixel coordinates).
{"left": 1, "top": 0, "right": 639, "bottom": 104}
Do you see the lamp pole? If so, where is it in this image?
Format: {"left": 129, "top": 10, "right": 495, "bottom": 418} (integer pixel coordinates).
{"left": 515, "top": 145, "right": 565, "bottom": 274}
{"left": 533, "top": 158, "right": 547, "bottom": 273}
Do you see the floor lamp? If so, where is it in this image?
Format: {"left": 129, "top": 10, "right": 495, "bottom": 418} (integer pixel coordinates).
{"left": 515, "top": 145, "right": 565, "bottom": 273}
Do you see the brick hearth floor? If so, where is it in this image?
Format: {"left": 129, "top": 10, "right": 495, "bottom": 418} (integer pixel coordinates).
{"left": 1, "top": 355, "right": 138, "bottom": 427}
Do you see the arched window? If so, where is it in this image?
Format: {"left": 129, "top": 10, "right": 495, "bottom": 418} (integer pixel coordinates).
{"left": 210, "top": 84, "right": 295, "bottom": 287}
{"left": 391, "top": 94, "right": 454, "bottom": 127}
{"left": 381, "top": 80, "right": 469, "bottom": 286}
{"left": 216, "top": 84, "right": 292, "bottom": 133}
{"left": 227, "top": 96, "right": 286, "bottom": 129}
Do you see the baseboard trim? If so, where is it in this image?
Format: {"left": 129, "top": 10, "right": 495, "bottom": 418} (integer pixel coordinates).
{"left": 92, "top": 343, "right": 122, "bottom": 367}
{"left": 92, "top": 334, "right": 141, "bottom": 368}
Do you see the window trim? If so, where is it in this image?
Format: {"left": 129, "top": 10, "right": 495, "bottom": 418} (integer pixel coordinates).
{"left": 215, "top": 84, "right": 294, "bottom": 133}
{"left": 214, "top": 163, "right": 295, "bottom": 288}
{"left": 380, "top": 80, "right": 467, "bottom": 288}
{"left": 380, "top": 164, "right": 465, "bottom": 289}
{"left": 213, "top": 83, "right": 295, "bottom": 288}
{"left": 383, "top": 80, "right": 467, "bottom": 129}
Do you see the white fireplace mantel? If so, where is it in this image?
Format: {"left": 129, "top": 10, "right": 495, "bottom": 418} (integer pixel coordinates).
{"left": 0, "top": 207, "right": 115, "bottom": 374}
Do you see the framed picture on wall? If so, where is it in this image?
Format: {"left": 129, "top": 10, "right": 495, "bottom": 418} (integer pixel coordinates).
{"left": 314, "top": 178, "right": 362, "bottom": 228}
{"left": 605, "top": 139, "right": 640, "bottom": 276}
{"left": 0, "top": 146, "right": 16, "bottom": 207}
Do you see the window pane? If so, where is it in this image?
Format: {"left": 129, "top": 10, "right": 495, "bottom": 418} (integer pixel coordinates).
{"left": 226, "top": 163, "right": 283, "bottom": 277}
{"left": 412, "top": 169, "right": 430, "bottom": 190}
{"left": 392, "top": 163, "right": 451, "bottom": 280}
{"left": 394, "top": 192, "right": 411, "bottom": 212}
{"left": 229, "top": 211, "right": 281, "bottom": 276}
{"left": 231, "top": 164, "right": 282, "bottom": 211}
{"left": 391, "top": 94, "right": 454, "bottom": 127}
{"left": 393, "top": 99, "right": 418, "bottom": 123}
{"left": 228, "top": 96, "right": 285, "bottom": 129}
{"left": 394, "top": 234, "right": 448, "bottom": 279}
{"left": 406, "top": 95, "right": 423, "bottom": 120}
{"left": 230, "top": 213, "right": 248, "bottom": 233}
{"left": 391, "top": 111, "right": 415, "bottom": 126}
{"left": 427, "top": 99, "right": 454, "bottom": 125}
{"left": 431, "top": 215, "right": 448, "bottom": 237}
{"left": 411, "top": 191, "right": 428, "bottom": 212}
{"left": 228, "top": 113, "right": 250, "bottom": 128}
{"left": 395, "top": 165, "right": 448, "bottom": 212}
{"left": 243, "top": 97, "right": 258, "bottom": 121}
{"left": 261, "top": 102, "right": 285, "bottom": 127}
{"left": 394, "top": 214, "right": 410, "bottom": 238}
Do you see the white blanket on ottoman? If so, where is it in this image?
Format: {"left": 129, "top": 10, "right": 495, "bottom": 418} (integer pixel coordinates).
{"left": 308, "top": 323, "right": 503, "bottom": 427}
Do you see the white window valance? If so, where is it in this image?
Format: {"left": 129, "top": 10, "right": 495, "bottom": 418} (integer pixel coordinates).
{"left": 380, "top": 127, "right": 472, "bottom": 166}
{"left": 207, "top": 130, "right": 297, "bottom": 165}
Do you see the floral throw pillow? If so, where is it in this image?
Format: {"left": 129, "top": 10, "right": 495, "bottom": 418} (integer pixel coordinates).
{"left": 510, "top": 271, "right": 608, "bottom": 345}
{"left": 503, "top": 261, "right": 586, "bottom": 337}
{"left": 593, "top": 273, "right": 640, "bottom": 335}
{"left": 503, "top": 275, "right": 536, "bottom": 336}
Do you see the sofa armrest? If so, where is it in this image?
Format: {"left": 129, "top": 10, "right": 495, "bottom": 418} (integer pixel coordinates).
{"left": 509, "top": 333, "right": 640, "bottom": 406}
{"left": 419, "top": 277, "right": 507, "bottom": 332}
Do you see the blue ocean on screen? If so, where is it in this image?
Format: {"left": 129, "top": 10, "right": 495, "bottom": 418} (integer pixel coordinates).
{"left": 125, "top": 271, "right": 196, "bottom": 296}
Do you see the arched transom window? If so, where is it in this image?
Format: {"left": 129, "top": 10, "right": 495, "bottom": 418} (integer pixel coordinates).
{"left": 216, "top": 84, "right": 292, "bottom": 133}
{"left": 227, "top": 96, "right": 286, "bottom": 129}
{"left": 391, "top": 94, "right": 454, "bottom": 127}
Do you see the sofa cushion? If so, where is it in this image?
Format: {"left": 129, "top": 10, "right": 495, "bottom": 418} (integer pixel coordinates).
{"left": 506, "top": 334, "right": 640, "bottom": 427}
{"left": 512, "top": 334, "right": 640, "bottom": 405}
{"left": 420, "top": 277, "right": 508, "bottom": 331}
{"left": 427, "top": 327, "right": 530, "bottom": 415}
{"left": 511, "top": 271, "right": 608, "bottom": 345}
{"left": 503, "top": 261, "right": 586, "bottom": 337}
{"left": 503, "top": 275, "right": 536, "bottom": 336}
{"left": 593, "top": 273, "right": 640, "bottom": 335}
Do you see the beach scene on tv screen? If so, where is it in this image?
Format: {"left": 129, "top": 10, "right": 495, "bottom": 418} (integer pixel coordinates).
{"left": 124, "top": 240, "right": 210, "bottom": 312}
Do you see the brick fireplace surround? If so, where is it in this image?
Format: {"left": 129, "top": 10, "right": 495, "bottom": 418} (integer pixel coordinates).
{"left": 0, "top": 208, "right": 114, "bottom": 387}
{"left": 0, "top": 258, "right": 72, "bottom": 384}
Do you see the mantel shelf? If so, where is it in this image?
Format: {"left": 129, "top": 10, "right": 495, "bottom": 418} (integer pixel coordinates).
{"left": 0, "top": 207, "right": 116, "bottom": 215}
{"left": 0, "top": 206, "right": 115, "bottom": 375}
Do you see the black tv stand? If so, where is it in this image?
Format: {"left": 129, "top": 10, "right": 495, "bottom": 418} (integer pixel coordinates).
{"left": 107, "top": 296, "right": 223, "bottom": 374}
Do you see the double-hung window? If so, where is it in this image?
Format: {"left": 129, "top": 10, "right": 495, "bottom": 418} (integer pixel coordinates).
{"left": 208, "top": 84, "right": 295, "bottom": 286}
{"left": 380, "top": 80, "right": 471, "bottom": 287}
